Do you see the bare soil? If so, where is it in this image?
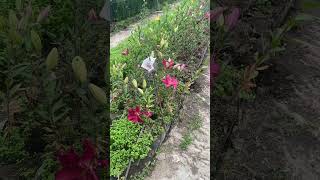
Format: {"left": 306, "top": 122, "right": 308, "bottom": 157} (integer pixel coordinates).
{"left": 216, "top": 8, "right": 320, "bottom": 180}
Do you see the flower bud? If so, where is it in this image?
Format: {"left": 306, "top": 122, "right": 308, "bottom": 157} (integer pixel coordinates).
{"left": 132, "top": 79, "right": 138, "bottom": 88}
{"left": 138, "top": 88, "right": 144, "bottom": 95}
{"left": 89, "top": 83, "right": 107, "bottom": 105}
{"left": 46, "top": 48, "right": 59, "bottom": 70}
{"left": 143, "top": 79, "right": 147, "bottom": 89}
{"left": 72, "top": 56, "right": 87, "bottom": 83}
{"left": 124, "top": 77, "right": 129, "bottom": 84}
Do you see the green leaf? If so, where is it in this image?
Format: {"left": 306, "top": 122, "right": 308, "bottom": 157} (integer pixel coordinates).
{"left": 52, "top": 99, "right": 65, "bottom": 112}
{"left": 31, "top": 30, "right": 42, "bottom": 53}
{"left": 250, "top": 70, "right": 259, "bottom": 79}
{"left": 53, "top": 109, "right": 69, "bottom": 122}
{"left": 0, "top": 16, "right": 6, "bottom": 31}
{"left": 217, "top": 14, "right": 224, "bottom": 27}
{"left": 9, "top": 10, "right": 18, "bottom": 29}
{"left": 9, "top": 83, "right": 21, "bottom": 98}
{"left": 302, "top": 0, "right": 320, "bottom": 10}
{"left": 295, "top": 13, "right": 315, "bottom": 22}
{"left": 16, "top": 0, "right": 22, "bottom": 11}
{"left": 9, "top": 30, "right": 23, "bottom": 45}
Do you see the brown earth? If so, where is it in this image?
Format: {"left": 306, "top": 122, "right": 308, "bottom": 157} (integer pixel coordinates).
{"left": 215, "top": 5, "right": 320, "bottom": 180}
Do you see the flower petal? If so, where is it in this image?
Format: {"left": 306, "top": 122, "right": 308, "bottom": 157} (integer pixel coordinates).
{"left": 57, "top": 148, "right": 80, "bottom": 168}
{"left": 55, "top": 167, "right": 84, "bottom": 180}
{"left": 79, "top": 139, "right": 96, "bottom": 168}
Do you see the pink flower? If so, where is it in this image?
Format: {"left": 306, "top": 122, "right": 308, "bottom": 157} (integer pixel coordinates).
{"left": 211, "top": 63, "right": 220, "bottom": 77}
{"left": 162, "top": 75, "right": 179, "bottom": 89}
{"left": 225, "top": 8, "right": 240, "bottom": 30}
{"left": 55, "top": 139, "right": 106, "bottom": 180}
{"left": 210, "top": 55, "right": 220, "bottom": 78}
{"left": 98, "top": 160, "right": 108, "bottom": 167}
{"left": 128, "top": 106, "right": 152, "bottom": 123}
{"left": 122, "top": 48, "right": 129, "bottom": 56}
{"left": 162, "top": 58, "right": 174, "bottom": 69}
{"left": 173, "top": 63, "right": 187, "bottom": 71}
{"left": 205, "top": 7, "right": 225, "bottom": 22}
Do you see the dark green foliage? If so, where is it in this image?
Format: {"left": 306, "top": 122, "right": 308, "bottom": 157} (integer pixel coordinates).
{"left": 0, "top": 0, "right": 108, "bottom": 178}
{"left": 214, "top": 64, "right": 240, "bottom": 97}
{"left": 0, "top": 128, "right": 27, "bottom": 164}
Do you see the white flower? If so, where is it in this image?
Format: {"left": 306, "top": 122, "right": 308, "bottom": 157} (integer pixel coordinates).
{"left": 141, "top": 56, "right": 156, "bottom": 73}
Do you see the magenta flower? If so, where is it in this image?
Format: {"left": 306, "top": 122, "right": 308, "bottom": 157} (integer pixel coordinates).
{"left": 162, "top": 75, "right": 179, "bottom": 89}
{"left": 162, "top": 58, "right": 174, "bottom": 69}
{"left": 128, "top": 106, "right": 152, "bottom": 123}
{"left": 210, "top": 55, "right": 220, "bottom": 78}
{"left": 98, "top": 160, "right": 108, "bottom": 167}
{"left": 225, "top": 8, "right": 240, "bottom": 30}
{"left": 211, "top": 63, "right": 220, "bottom": 77}
{"left": 55, "top": 139, "right": 107, "bottom": 180}
{"left": 122, "top": 48, "right": 129, "bottom": 56}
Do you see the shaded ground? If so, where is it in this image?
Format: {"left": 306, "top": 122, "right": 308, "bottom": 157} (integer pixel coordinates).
{"left": 146, "top": 67, "right": 210, "bottom": 180}
{"left": 216, "top": 8, "right": 320, "bottom": 180}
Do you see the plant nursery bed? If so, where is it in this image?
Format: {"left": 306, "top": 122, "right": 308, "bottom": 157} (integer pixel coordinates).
{"left": 109, "top": 0, "right": 210, "bottom": 178}
{"left": 211, "top": 0, "right": 297, "bottom": 177}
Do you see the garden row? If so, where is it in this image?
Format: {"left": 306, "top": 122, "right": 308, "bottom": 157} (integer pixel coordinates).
{"left": 110, "top": 0, "right": 177, "bottom": 33}
{"left": 109, "top": 0, "right": 209, "bottom": 178}
{"left": 0, "top": 0, "right": 108, "bottom": 179}
{"left": 210, "top": 0, "right": 303, "bottom": 178}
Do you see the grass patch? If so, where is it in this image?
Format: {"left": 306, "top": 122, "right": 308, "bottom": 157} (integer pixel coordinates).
{"left": 179, "top": 115, "right": 202, "bottom": 150}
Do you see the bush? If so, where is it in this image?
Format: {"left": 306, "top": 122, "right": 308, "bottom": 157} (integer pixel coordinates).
{"left": 0, "top": 0, "right": 107, "bottom": 178}
{"left": 0, "top": 128, "right": 27, "bottom": 164}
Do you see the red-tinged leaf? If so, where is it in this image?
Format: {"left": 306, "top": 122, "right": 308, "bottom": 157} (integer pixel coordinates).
{"left": 55, "top": 167, "right": 84, "bottom": 180}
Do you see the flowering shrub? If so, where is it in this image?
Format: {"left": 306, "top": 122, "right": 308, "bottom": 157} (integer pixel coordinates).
{"left": 162, "top": 75, "right": 179, "bottom": 89}
{"left": 127, "top": 106, "right": 153, "bottom": 123}
{"left": 55, "top": 139, "right": 107, "bottom": 180}
{"left": 110, "top": 0, "right": 209, "bottom": 177}
{"left": 210, "top": 6, "right": 241, "bottom": 91}
{"left": 0, "top": 1, "right": 107, "bottom": 178}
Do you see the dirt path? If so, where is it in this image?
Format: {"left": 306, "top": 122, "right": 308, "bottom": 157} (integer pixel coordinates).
{"left": 110, "top": 12, "right": 161, "bottom": 48}
{"left": 110, "top": 2, "right": 179, "bottom": 48}
{"left": 146, "top": 67, "right": 210, "bottom": 180}
{"left": 217, "top": 8, "right": 320, "bottom": 180}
